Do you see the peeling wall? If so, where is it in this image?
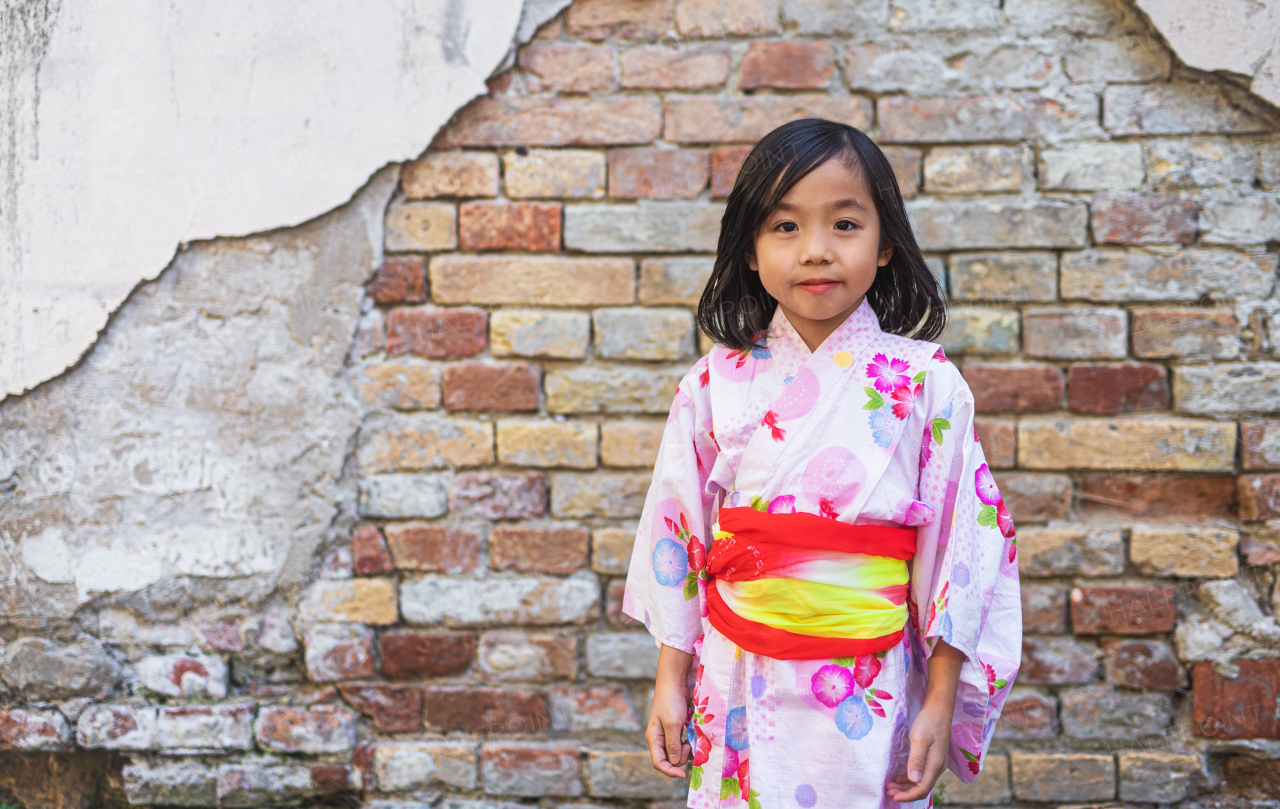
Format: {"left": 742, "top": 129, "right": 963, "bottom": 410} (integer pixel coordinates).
{"left": 0, "top": 0, "right": 537, "bottom": 400}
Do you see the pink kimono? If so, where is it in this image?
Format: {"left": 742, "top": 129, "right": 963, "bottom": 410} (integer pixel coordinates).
{"left": 622, "top": 299, "right": 1022, "bottom": 809}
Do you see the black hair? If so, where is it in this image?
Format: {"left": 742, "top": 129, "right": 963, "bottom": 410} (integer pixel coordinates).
{"left": 697, "top": 118, "right": 946, "bottom": 350}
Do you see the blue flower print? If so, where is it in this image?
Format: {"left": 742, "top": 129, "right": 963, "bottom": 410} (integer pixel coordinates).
{"left": 834, "top": 695, "right": 873, "bottom": 740}
{"left": 652, "top": 538, "right": 688, "bottom": 586}
{"left": 725, "top": 706, "right": 750, "bottom": 750}
{"left": 869, "top": 409, "right": 894, "bottom": 448}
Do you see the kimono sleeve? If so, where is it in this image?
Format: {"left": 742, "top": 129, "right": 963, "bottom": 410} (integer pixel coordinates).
{"left": 621, "top": 358, "right": 718, "bottom": 654}
{"left": 910, "top": 358, "right": 1022, "bottom": 783}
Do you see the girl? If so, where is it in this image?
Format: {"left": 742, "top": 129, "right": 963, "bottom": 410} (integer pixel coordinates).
{"left": 622, "top": 119, "right": 1022, "bottom": 809}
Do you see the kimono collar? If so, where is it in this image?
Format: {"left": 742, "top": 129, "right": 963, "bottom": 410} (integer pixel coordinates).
{"left": 765, "top": 297, "right": 883, "bottom": 383}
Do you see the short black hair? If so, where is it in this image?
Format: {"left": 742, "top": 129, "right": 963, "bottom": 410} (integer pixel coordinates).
{"left": 697, "top": 118, "right": 945, "bottom": 350}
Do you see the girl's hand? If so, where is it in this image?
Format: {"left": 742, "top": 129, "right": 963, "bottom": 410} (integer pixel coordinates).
{"left": 884, "top": 702, "right": 952, "bottom": 803}
{"left": 646, "top": 644, "right": 694, "bottom": 778}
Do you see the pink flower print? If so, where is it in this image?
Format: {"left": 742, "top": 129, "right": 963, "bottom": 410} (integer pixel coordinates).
{"left": 699, "top": 364, "right": 710, "bottom": 388}
{"left": 767, "top": 494, "right": 796, "bottom": 514}
{"left": 693, "top": 728, "right": 711, "bottom": 765}
{"left": 932, "top": 347, "right": 948, "bottom": 363}
{"left": 772, "top": 366, "right": 820, "bottom": 421}
{"left": 920, "top": 422, "right": 934, "bottom": 468}
{"left": 867, "top": 353, "right": 911, "bottom": 393}
{"left": 974, "top": 464, "right": 1002, "bottom": 506}
{"left": 811, "top": 664, "right": 856, "bottom": 708}
{"left": 980, "top": 659, "right": 1009, "bottom": 697}
{"left": 996, "top": 500, "right": 1016, "bottom": 539}
{"left": 721, "top": 744, "right": 739, "bottom": 778}
{"left": 738, "top": 758, "right": 751, "bottom": 800}
{"left": 762, "top": 410, "right": 785, "bottom": 441}
{"left": 851, "top": 654, "right": 881, "bottom": 688}
{"left": 890, "top": 383, "right": 921, "bottom": 420}
{"left": 688, "top": 539, "right": 706, "bottom": 573}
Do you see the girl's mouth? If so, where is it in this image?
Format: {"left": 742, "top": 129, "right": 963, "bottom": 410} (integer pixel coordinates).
{"left": 796, "top": 278, "right": 840, "bottom": 294}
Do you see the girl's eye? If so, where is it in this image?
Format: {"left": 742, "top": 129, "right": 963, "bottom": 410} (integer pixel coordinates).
{"left": 777, "top": 221, "right": 798, "bottom": 232}
{"left": 835, "top": 220, "right": 857, "bottom": 231}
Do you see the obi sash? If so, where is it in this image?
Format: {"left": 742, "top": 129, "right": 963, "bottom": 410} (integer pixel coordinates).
{"left": 705, "top": 506, "right": 917, "bottom": 660}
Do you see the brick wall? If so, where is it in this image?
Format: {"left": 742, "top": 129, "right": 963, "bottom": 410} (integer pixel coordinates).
{"left": 25, "top": 0, "right": 1280, "bottom": 805}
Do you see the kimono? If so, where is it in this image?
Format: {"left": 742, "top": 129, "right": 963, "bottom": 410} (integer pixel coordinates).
{"left": 622, "top": 299, "right": 1022, "bottom": 809}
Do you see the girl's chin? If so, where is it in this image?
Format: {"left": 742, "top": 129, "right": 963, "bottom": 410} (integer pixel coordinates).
{"left": 784, "top": 298, "right": 862, "bottom": 323}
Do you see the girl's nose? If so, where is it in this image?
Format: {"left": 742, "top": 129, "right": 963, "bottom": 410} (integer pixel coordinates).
{"left": 798, "top": 231, "right": 834, "bottom": 265}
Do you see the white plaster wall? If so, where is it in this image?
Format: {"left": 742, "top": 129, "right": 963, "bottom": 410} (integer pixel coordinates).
{"left": 0, "top": 0, "right": 544, "bottom": 400}
{"left": 1136, "top": 0, "right": 1280, "bottom": 107}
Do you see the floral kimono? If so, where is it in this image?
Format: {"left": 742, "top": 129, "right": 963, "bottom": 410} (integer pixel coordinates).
{"left": 622, "top": 299, "right": 1022, "bottom": 809}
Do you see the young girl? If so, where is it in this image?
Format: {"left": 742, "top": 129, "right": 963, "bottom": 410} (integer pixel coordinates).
{"left": 622, "top": 119, "right": 1022, "bottom": 809}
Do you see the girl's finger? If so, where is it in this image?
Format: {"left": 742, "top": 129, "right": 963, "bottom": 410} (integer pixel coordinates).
{"left": 663, "top": 717, "right": 685, "bottom": 766}
{"left": 647, "top": 722, "right": 669, "bottom": 770}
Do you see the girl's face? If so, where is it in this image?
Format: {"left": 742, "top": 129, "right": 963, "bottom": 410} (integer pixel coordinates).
{"left": 747, "top": 157, "right": 892, "bottom": 351}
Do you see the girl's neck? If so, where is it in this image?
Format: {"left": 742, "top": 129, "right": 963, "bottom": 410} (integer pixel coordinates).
{"left": 778, "top": 295, "right": 864, "bottom": 353}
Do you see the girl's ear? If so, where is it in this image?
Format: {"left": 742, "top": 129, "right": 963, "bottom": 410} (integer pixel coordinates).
{"left": 877, "top": 243, "right": 894, "bottom": 267}
{"left": 746, "top": 251, "right": 759, "bottom": 273}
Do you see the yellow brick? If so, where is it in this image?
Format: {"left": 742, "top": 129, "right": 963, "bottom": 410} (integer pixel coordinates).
{"left": 385, "top": 201, "right": 458, "bottom": 252}
{"left": 357, "top": 415, "right": 493, "bottom": 472}
{"left": 490, "top": 310, "right": 591, "bottom": 359}
{"left": 600, "top": 420, "right": 665, "bottom": 467}
{"left": 551, "top": 472, "right": 652, "bottom": 518}
{"left": 1018, "top": 416, "right": 1236, "bottom": 471}
{"left": 1010, "top": 752, "right": 1115, "bottom": 803}
{"left": 497, "top": 420, "right": 598, "bottom": 469}
{"left": 402, "top": 152, "right": 500, "bottom": 198}
{"left": 503, "top": 149, "right": 606, "bottom": 199}
{"left": 298, "top": 579, "right": 398, "bottom": 624}
{"left": 592, "top": 526, "right": 637, "bottom": 575}
{"left": 355, "top": 360, "right": 442, "bottom": 410}
{"left": 430, "top": 255, "right": 634, "bottom": 306}
{"left": 937, "top": 751, "right": 1011, "bottom": 804}
{"left": 546, "top": 366, "right": 687, "bottom": 414}
{"left": 1130, "top": 527, "right": 1239, "bottom": 577}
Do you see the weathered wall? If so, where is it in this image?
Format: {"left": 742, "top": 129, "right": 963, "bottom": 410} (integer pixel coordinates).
{"left": 4, "top": 0, "right": 1280, "bottom": 806}
{"left": 0, "top": 0, "right": 534, "bottom": 400}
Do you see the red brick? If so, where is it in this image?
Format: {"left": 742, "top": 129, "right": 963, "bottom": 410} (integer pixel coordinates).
{"left": 436, "top": 97, "right": 662, "bottom": 147}
{"left": 1070, "top": 585, "right": 1176, "bottom": 635}
{"left": 304, "top": 625, "right": 376, "bottom": 682}
{"left": 1244, "top": 421, "right": 1280, "bottom": 470}
{"left": 1243, "top": 533, "right": 1280, "bottom": 566}
{"left": 566, "top": 0, "right": 671, "bottom": 40}
{"left": 994, "top": 691, "right": 1058, "bottom": 740}
{"left": 254, "top": 705, "right": 356, "bottom": 754}
{"left": 974, "top": 418, "right": 1016, "bottom": 468}
{"left": 490, "top": 526, "right": 589, "bottom": 574}
{"left": 1241, "top": 475, "right": 1280, "bottom": 521}
{"left": 482, "top": 742, "right": 583, "bottom": 796}
{"left": 1101, "top": 638, "right": 1183, "bottom": 690}
{"left": 201, "top": 619, "right": 245, "bottom": 652}
{"left": 606, "top": 578, "right": 640, "bottom": 628}
{"left": 882, "top": 145, "right": 922, "bottom": 199}
{"left": 1077, "top": 473, "right": 1237, "bottom": 523}
{"left": 1021, "top": 582, "right": 1068, "bottom": 634}
{"left": 1223, "top": 757, "right": 1280, "bottom": 799}
{"left": 353, "top": 741, "right": 376, "bottom": 791}
{"left": 352, "top": 524, "right": 393, "bottom": 576}
{"left": 1021, "top": 636, "right": 1100, "bottom": 685}
{"left": 310, "top": 763, "right": 357, "bottom": 794}
{"left": 1091, "top": 195, "right": 1197, "bottom": 245}
{"left": 620, "top": 44, "right": 731, "bottom": 90}
{"left": 0, "top": 710, "right": 72, "bottom": 750}
{"left": 459, "top": 202, "right": 561, "bottom": 252}
{"left": 384, "top": 523, "right": 481, "bottom": 573}
{"left": 739, "top": 41, "right": 834, "bottom": 89}
{"left": 963, "top": 363, "right": 1064, "bottom": 412}
{"left": 607, "top": 148, "right": 709, "bottom": 199}
{"left": 1024, "top": 308, "right": 1127, "bottom": 360}
{"left": 1132, "top": 308, "right": 1238, "bottom": 360}
{"left": 518, "top": 43, "right": 617, "bottom": 93}
{"left": 1193, "top": 659, "right": 1280, "bottom": 738}
{"left": 338, "top": 684, "right": 424, "bottom": 733}
{"left": 443, "top": 364, "right": 540, "bottom": 411}
{"left": 995, "top": 472, "right": 1071, "bottom": 522}
{"left": 422, "top": 687, "right": 548, "bottom": 733}
{"left": 449, "top": 472, "right": 547, "bottom": 519}
{"left": 387, "top": 308, "right": 487, "bottom": 359}
{"left": 368, "top": 256, "right": 427, "bottom": 304}
{"left": 1067, "top": 363, "right": 1170, "bottom": 414}
{"left": 379, "top": 632, "right": 476, "bottom": 679}
{"left": 710, "top": 146, "right": 752, "bottom": 197}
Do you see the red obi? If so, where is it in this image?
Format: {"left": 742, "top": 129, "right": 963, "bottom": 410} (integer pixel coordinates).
{"left": 704, "top": 506, "right": 917, "bottom": 660}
